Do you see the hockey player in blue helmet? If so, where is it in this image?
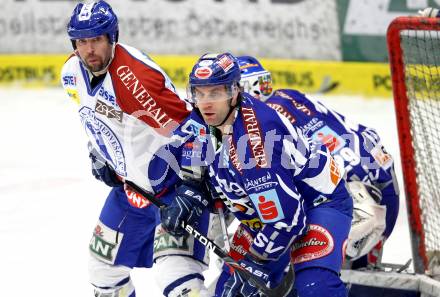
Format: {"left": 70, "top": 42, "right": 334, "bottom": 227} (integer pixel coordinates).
{"left": 62, "top": 1, "right": 221, "bottom": 296}
{"left": 238, "top": 56, "right": 273, "bottom": 102}
{"left": 186, "top": 52, "right": 242, "bottom": 128}
{"left": 238, "top": 55, "right": 400, "bottom": 272}
{"left": 163, "top": 52, "right": 353, "bottom": 297}
{"left": 67, "top": 0, "right": 118, "bottom": 76}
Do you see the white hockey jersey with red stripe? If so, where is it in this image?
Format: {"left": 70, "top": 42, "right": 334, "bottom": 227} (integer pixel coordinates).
{"left": 61, "top": 43, "right": 191, "bottom": 193}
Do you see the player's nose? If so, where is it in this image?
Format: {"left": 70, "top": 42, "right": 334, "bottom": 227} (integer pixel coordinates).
{"left": 84, "top": 43, "right": 95, "bottom": 54}
{"left": 198, "top": 101, "right": 213, "bottom": 110}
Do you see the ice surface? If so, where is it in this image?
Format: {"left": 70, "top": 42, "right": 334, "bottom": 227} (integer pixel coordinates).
{"left": 0, "top": 88, "right": 411, "bottom": 296}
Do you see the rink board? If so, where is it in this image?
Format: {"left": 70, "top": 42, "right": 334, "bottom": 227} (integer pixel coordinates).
{"left": 0, "top": 54, "right": 392, "bottom": 97}
{"left": 342, "top": 270, "right": 440, "bottom": 297}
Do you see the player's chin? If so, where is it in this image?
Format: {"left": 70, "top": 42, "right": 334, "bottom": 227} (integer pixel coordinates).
{"left": 87, "top": 62, "right": 104, "bottom": 73}
{"left": 202, "top": 114, "right": 218, "bottom": 126}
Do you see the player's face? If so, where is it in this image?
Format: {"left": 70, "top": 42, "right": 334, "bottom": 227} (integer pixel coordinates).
{"left": 195, "top": 85, "right": 236, "bottom": 126}
{"left": 75, "top": 35, "right": 112, "bottom": 72}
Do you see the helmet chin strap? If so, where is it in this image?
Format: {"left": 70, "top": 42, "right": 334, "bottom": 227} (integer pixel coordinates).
{"left": 92, "top": 43, "right": 116, "bottom": 76}
{"left": 212, "top": 94, "right": 241, "bottom": 129}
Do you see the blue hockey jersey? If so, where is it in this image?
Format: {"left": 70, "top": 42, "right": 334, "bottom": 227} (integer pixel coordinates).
{"left": 181, "top": 93, "right": 353, "bottom": 261}
{"left": 265, "top": 89, "right": 399, "bottom": 237}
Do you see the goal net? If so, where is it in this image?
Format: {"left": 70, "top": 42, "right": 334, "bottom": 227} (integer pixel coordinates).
{"left": 387, "top": 16, "right": 440, "bottom": 275}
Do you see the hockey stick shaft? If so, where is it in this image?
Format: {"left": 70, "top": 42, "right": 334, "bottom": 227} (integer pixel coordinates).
{"left": 125, "top": 180, "right": 293, "bottom": 297}
{"left": 125, "top": 180, "right": 239, "bottom": 260}
{"left": 214, "top": 200, "right": 231, "bottom": 252}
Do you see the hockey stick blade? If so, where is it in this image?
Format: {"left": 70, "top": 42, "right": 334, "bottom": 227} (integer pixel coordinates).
{"left": 125, "top": 180, "right": 294, "bottom": 297}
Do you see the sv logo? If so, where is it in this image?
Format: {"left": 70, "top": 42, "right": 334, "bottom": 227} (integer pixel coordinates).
{"left": 253, "top": 233, "right": 285, "bottom": 255}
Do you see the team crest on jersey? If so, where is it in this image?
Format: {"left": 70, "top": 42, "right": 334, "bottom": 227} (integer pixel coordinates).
{"left": 79, "top": 107, "right": 126, "bottom": 177}
{"left": 312, "top": 126, "right": 345, "bottom": 153}
{"left": 291, "top": 224, "right": 334, "bottom": 264}
{"left": 241, "top": 106, "right": 268, "bottom": 168}
{"left": 249, "top": 189, "right": 285, "bottom": 223}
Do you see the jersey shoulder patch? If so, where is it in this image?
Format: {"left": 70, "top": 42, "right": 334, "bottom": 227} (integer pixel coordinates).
{"left": 61, "top": 56, "right": 80, "bottom": 104}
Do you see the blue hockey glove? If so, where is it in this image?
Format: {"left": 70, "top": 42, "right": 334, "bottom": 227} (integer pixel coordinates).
{"left": 160, "top": 182, "right": 209, "bottom": 237}
{"left": 222, "top": 254, "right": 269, "bottom": 297}
{"left": 221, "top": 252, "right": 291, "bottom": 297}
{"left": 88, "top": 143, "right": 122, "bottom": 187}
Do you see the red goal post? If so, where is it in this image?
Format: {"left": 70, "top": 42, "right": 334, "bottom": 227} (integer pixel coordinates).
{"left": 387, "top": 16, "right": 440, "bottom": 274}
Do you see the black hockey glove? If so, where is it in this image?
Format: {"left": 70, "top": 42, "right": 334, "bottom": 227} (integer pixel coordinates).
{"left": 88, "top": 143, "right": 122, "bottom": 187}
{"left": 160, "top": 182, "right": 209, "bottom": 237}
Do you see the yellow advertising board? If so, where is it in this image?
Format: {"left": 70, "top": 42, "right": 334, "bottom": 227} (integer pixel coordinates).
{"left": 261, "top": 59, "right": 392, "bottom": 97}
{"left": 0, "top": 55, "right": 393, "bottom": 98}
{"left": 153, "top": 56, "right": 394, "bottom": 98}
{"left": 0, "top": 55, "right": 67, "bottom": 88}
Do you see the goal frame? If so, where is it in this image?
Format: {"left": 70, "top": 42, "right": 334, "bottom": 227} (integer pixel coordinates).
{"left": 387, "top": 16, "right": 440, "bottom": 274}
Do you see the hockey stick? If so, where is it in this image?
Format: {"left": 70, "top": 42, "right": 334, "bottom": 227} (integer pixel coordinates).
{"left": 214, "top": 199, "right": 231, "bottom": 252}
{"left": 125, "top": 180, "right": 294, "bottom": 297}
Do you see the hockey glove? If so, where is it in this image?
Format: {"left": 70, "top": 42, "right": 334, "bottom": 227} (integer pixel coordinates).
{"left": 88, "top": 143, "right": 122, "bottom": 187}
{"left": 346, "top": 181, "right": 386, "bottom": 260}
{"left": 160, "top": 182, "right": 209, "bottom": 237}
{"left": 221, "top": 252, "right": 291, "bottom": 297}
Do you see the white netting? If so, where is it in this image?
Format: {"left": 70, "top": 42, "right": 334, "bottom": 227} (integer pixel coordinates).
{"left": 401, "top": 28, "right": 440, "bottom": 257}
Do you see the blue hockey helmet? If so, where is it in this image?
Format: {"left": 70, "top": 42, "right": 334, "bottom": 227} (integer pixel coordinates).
{"left": 237, "top": 56, "right": 273, "bottom": 101}
{"left": 188, "top": 53, "right": 241, "bottom": 103}
{"left": 67, "top": 1, "right": 119, "bottom": 45}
